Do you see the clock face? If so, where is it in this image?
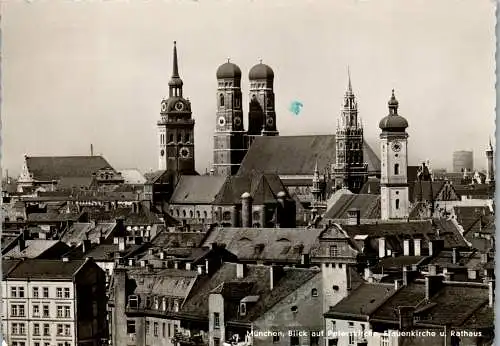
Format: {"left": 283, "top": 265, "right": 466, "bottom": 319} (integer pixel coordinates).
{"left": 218, "top": 116, "right": 226, "bottom": 126}
{"left": 161, "top": 101, "right": 167, "bottom": 112}
{"left": 234, "top": 116, "right": 242, "bottom": 127}
{"left": 391, "top": 141, "right": 402, "bottom": 152}
{"left": 160, "top": 149, "right": 165, "bottom": 157}
{"left": 175, "top": 102, "right": 184, "bottom": 111}
{"left": 266, "top": 117, "right": 274, "bottom": 126}
{"left": 179, "top": 147, "right": 190, "bottom": 158}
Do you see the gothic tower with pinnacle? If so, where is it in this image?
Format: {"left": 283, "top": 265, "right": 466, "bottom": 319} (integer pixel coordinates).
{"left": 333, "top": 71, "right": 368, "bottom": 193}
{"left": 247, "top": 61, "right": 278, "bottom": 147}
{"left": 379, "top": 90, "right": 410, "bottom": 220}
{"left": 157, "top": 42, "right": 195, "bottom": 175}
{"left": 212, "top": 60, "right": 247, "bottom": 176}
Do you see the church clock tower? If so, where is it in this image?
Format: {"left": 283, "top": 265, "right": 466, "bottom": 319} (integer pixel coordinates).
{"left": 247, "top": 62, "right": 278, "bottom": 147}
{"left": 157, "top": 42, "right": 195, "bottom": 175}
{"left": 379, "top": 90, "right": 409, "bottom": 220}
{"left": 333, "top": 71, "right": 368, "bottom": 193}
{"left": 213, "top": 60, "right": 247, "bottom": 176}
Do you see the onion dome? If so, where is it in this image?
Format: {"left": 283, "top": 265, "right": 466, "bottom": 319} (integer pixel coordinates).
{"left": 249, "top": 62, "right": 274, "bottom": 80}
{"left": 216, "top": 60, "right": 242, "bottom": 79}
{"left": 379, "top": 89, "right": 408, "bottom": 132}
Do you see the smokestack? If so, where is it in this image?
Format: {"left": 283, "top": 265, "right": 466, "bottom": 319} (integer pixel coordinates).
{"left": 241, "top": 192, "right": 253, "bottom": 228}
{"left": 90, "top": 144, "right": 94, "bottom": 156}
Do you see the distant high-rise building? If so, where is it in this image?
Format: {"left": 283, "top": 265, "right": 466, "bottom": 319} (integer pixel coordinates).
{"left": 486, "top": 140, "right": 495, "bottom": 184}
{"left": 452, "top": 150, "right": 473, "bottom": 173}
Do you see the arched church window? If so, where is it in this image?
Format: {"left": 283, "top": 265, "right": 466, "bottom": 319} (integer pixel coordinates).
{"left": 204, "top": 211, "right": 208, "bottom": 219}
{"left": 395, "top": 199, "right": 400, "bottom": 210}
{"left": 196, "top": 211, "right": 200, "bottom": 218}
{"left": 223, "top": 211, "right": 231, "bottom": 221}
{"left": 169, "top": 134, "right": 174, "bottom": 143}
{"left": 394, "top": 164, "right": 400, "bottom": 175}
{"left": 189, "top": 210, "right": 194, "bottom": 218}
{"left": 177, "top": 134, "right": 182, "bottom": 143}
{"left": 220, "top": 94, "right": 225, "bottom": 107}
{"left": 183, "top": 210, "right": 186, "bottom": 217}
{"left": 185, "top": 133, "right": 190, "bottom": 143}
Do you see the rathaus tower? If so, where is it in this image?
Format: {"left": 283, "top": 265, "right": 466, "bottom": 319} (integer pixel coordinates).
{"left": 333, "top": 71, "right": 368, "bottom": 193}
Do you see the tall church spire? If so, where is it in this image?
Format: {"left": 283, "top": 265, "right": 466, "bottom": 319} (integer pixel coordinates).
{"left": 347, "top": 66, "right": 353, "bottom": 94}
{"left": 172, "top": 41, "right": 179, "bottom": 78}
{"left": 169, "top": 41, "right": 183, "bottom": 97}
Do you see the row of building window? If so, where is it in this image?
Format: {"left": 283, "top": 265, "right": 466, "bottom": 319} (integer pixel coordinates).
{"left": 12, "top": 304, "right": 71, "bottom": 318}
{"left": 172, "top": 209, "right": 209, "bottom": 219}
{"left": 11, "top": 323, "right": 71, "bottom": 337}
{"left": 11, "top": 342, "right": 71, "bottom": 346}
{"left": 126, "top": 320, "right": 177, "bottom": 338}
{"left": 11, "top": 286, "right": 70, "bottom": 299}
{"left": 160, "top": 133, "right": 191, "bottom": 145}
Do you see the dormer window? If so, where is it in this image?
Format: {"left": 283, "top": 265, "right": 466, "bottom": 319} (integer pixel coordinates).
{"left": 128, "top": 295, "right": 138, "bottom": 309}
{"left": 311, "top": 288, "right": 318, "bottom": 297}
{"left": 173, "top": 300, "right": 179, "bottom": 312}
{"left": 291, "top": 306, "right": 298, "bottom": 313}
{"left": 162, "top": 297, "right": 167, "bottom": 311}
{"left": 154, "top": 297, "right": 159, "bottom": 310}
{"left": 240, "top": 303, "right": 247, "bottom": 316}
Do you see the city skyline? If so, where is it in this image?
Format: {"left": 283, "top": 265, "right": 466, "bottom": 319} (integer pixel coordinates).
{"left": 2, "top": 0, "right": 495, "bottom": 176}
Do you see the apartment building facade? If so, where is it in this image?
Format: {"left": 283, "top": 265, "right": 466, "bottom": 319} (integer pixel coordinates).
{"left": 1, "top": 258, "right": 107, "bottom": 346}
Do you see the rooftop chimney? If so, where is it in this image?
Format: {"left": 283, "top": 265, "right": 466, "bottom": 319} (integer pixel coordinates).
{"left": 186, "top": 263, "right": 192, "bottom": 271}
{"left": 236, "top": 263, "right": 247, "bottom": 279}
{"left": 118, "top": 237, "right": 126, "bottom": 252}
{"left": 481, "top": 253, "right": 489, "bottom": 264}
{"left": 394, "top": 279, "right": 403, "bottom": 291}
{"left": 403, "top": 239, "right": 414, "bottom": 256}
{"left": 347, "top": 208, "right": 361, "bottom": 226}
{"left": 159, "top": 251, "right": 166, "bottom": 260}
{"left": 197, "top": 265, "right": 205, "bottom": 275}
{"left": 398, "top": 306, "right": 415, "bottom": 331}
{"left": 428, "top": 264, "right": 437, "bottom": 276}
{"left": 128, "top": 258, "right": 136, "bottom": 267}
{"left": 140, "top": 260, "right": 148, "bottom": 267}
{"left": 452, "top": 248, "right": 459, "bottom": 264}
{"left": 425, "top": 275, "right": 444, "bottom": 301}
{"left": 364, "top": 267, "right": 372, "bottom": 281}
{"left": 403, "top": 266, "right": 418, "bottom": 286}
{"left": 82, "top": 239, "right": 91, "bottom": 254}
{"left": 428, "top": 239, "right": 444, "bottom": 257}
{"left": 270, "top": 265, "right": 285, "bottom": 291}
{"left": 414, "top": 239, "right": 421, "bottom": 256}
{"left": 378, "top": 237, "right": 386, "bottom": 258}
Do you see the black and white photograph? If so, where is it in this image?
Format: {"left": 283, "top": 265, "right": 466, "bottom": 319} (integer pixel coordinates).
{"left": 0, "top": 1, "right": 496, "bottom": 346}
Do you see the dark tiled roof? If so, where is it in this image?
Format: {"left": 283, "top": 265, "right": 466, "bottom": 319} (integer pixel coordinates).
{"left": 2, "top": 259, "right": 22, "bottom": 279}
{"left": 6, "top": 259, "right": 86, "bottom": 280}
{"left": 151, "top": 231, "right": 207, "bottom": 248}
{"left": 144, "top": 170, "right": 170, "bottom": 184}
{"left": 453, "top": 184, "right": 494, "bottom": 198}
{"left": 237, "top": 135, "right": 380, "bottom": 176}
{"left": 61, "top": 222, "right": 117, "bottom": 245}
{"left": 214, "top": 172, "right": 290, "bottom": 205}
{"left": 340, "top": 219, "right": 469, "bottom": 250}
{"left": 27, "top": 212, "right": 82, "bottom": 223}
{"left": 26, "top": 156, "right": 114, "bottom": 180}
{"left": 3, "top": 240, "right": 70, "bottom": 259}
{"left": 325, "top": 194, "right": 380, "bottom": 219}
{"left": 374, "top": 256, "right": 428, "bottom": 272}
{"left": 57, "top": 177, "right": 95, "bottom": 190}
{"left": 411, "top": 181, "right": 446, "bottom": 202}
{"left": 371, "top": 282, "right": 426, "bottom": 321}
{"left": 416, "top": 283, "right": 489, "bottom": 326}
{"left": 169, "top": 176, "right": 226, "bottom": 204}
{"left": 85, "top": 244, "right": 142, "bottom": 261}
{"left": 325, "top": 282, "right": 395, "bottom": 318}
{"left": 462, "top": 304, "right": 494, "bottom": 329}
{"left": 453, "top": 206, "right": 493, "bottom": 234}
{"left": 202, "top": 227, "right": 322, "bottom": 263}
{"left": 180, "top": 263, "right": 320, "bottom": 322}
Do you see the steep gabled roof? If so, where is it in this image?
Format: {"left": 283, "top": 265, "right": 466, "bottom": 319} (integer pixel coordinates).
{"left": 237, "top": 135, "right": 380, "bottom": 176}
{"left": 213, "top": 172, "right": 290, "bottom": 205}
{"left": 170, "top": 176, "right": 226, "bottom": 204}
{"left": 325, "top": 194, "right": 380, "bottom": 219}
{"left": 26, "top": 156, "right": 114, "bottom": 181}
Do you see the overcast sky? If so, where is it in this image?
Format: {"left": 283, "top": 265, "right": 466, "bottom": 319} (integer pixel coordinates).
{"left": 1, "top": 0, "right": 496, "bottom": 176}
